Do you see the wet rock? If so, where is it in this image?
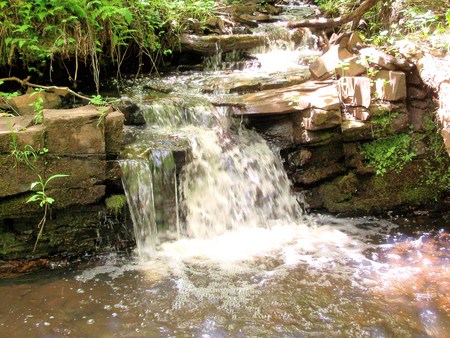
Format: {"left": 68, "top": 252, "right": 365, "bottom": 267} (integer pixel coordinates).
{"left": 294, "top": 162, "right": 345, "bottom": 185}
{"left": 407, "top": 86, "right": 428, "bottom": 100}
{"left": 180, "top": 34, "right": 266, "bottom": 54}
{"left": 104, "top": 110, "right": 124, "bottom": 155}
{"left": 245, "top": 114, "right": 293, "bottom": 147}
{"left": 117, "top": 100, "right": 145, "bottom": 126}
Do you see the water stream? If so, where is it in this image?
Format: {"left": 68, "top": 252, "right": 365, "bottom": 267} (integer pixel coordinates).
{"left": 0, "top": 4, "right": 449, "bottom": 337}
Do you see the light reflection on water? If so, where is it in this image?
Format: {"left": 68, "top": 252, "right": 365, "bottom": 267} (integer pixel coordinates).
{"left": 0, "top": 214, "right": 448, "bottom": 337}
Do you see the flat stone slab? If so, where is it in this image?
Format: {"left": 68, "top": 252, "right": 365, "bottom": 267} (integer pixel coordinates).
{"left": 44, "top": 105, "right": 112, "bottom": 154}
{"left": 235, "top": 80, "right": 340, "bottom": 115}
{"left": 0, "top": 123, "right": 45, "bottom": 154}
{"left": 180, "top": 34, "right": 266, "bottom": 54}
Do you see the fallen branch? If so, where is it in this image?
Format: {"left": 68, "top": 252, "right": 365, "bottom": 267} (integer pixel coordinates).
{"left": 0, "top": 76, "right": 92, "bottom": 101}
{"left": 287, "top": 0, "right": 380, "bottom": 30}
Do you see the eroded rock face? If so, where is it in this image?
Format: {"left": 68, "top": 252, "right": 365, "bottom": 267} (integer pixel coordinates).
{"left": 230, "top": 32, "right": 449, "bottom": 215}
{"left": 0, "top": 105, "right": 130, "bottom": 260}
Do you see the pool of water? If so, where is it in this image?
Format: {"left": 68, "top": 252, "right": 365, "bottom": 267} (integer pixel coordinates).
{"left": 0, "top": 214, "right": 448, "bottom": 337}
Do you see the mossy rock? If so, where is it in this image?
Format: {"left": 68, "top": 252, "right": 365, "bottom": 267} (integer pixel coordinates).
{"left": 319, "top": 158, "right": 445, "bottom": 215}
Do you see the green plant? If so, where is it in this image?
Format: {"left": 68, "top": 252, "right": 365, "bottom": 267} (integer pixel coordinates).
{"left": 359, "top": 134, "right": 417, "bottom": 176}
{"left": 0, "top": 0, "right": 217, "bottom": 88}
{"left": 446, "top": 8, "right": 450, "bottom": 26}
{"left": 26, "top": 174, "right": 69, "bottom": 253}
{"left": 7, "top": 123, "right": 39, "bottom": 170}
{"left": 105, "top": 194, "right": 127, "bottom": 219}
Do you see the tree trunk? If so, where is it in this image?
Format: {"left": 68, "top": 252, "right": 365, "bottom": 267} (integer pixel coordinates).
{"left": 287, "top": 0, "right": 381, "bottom": 29}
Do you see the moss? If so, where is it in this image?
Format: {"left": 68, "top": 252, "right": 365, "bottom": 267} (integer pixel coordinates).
{"left": 105, "top": 194, "right": 127, "bottom": 217}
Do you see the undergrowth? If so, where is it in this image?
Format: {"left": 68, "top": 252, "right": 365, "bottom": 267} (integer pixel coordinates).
{"left": 0, "top": 0, "right": 217, "bottom": 90}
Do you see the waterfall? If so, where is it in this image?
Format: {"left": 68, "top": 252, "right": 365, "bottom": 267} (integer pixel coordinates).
{"left": 120, "top": 98, "right": 302, "bottom": 260}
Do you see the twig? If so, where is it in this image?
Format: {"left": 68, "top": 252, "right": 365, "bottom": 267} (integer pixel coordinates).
{"left": 0, "top": 76, "right": 92, "bottom": 101}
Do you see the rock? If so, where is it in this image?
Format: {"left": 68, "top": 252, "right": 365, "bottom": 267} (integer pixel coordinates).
{"left": 309, "top": 45, "right": 354, "bottom": 80}
{"left": 346, "top": 107, "right": 370, "bottom": 121}
{"left": 0, "top": 156, "right": 45, "bottom": 198}
{"left": 338, "top": 76, "right": 371, "bottom": 108}
{"left": 369, "top": 101, "right": 407, "bottom": 117}
{"left": 48, "top": 186, "right": 106, "bottom": 208}
{"left": 407, "top": 86, "right": 428, "bottom": 100}
{"left": 335, "top": 56, "right": 366, "bottom": 77}
{"left": 180, "top": 34, "right": 266, "bottom": 54}
{"left": 7, "top": 91, "right": 61, "bottom": 115}
{"left": 359, "top": 47, "right": 413, "bottom": 72}
{"left": 408, "top": 106, "right": 428, "bottom": 132}
{"left": 117, "top": 100, "right": 145, "bottom": 125}
{"left": 0, "top": 122, "right": 45, "bottom": 154}
{"left": 104, "top": 110, "right": 124, "bottom": 154}
{"left": 408, "top": 100, "right": 429, "bottom": 110}
{"left": 372, "top": 70, "right": 407, "bottom": 101}
{"left": 44, "top": 155, "right": 106, "bottom": 189}
{"left": 239, "top": 81, "right": 340, "bottom": 115}
{"left": 294, "top": 162, "right": 345, "bottom": 185}
{"left": 341, "top": 120, "right": 373, "bottom": 141}
{"left": 246, "top": 115, "right": 293, "bottom": 147}
{"left": 44, "top": 105, "right": 109, "bottom": 154}
{"left": 293, "top": 126, "right": 342, "bottom": 146}
{"left": 294, "top": 108, "right": 342, "bottom": 131}
{"left": 347, "top": 32, "right": 364, "bottom": 50}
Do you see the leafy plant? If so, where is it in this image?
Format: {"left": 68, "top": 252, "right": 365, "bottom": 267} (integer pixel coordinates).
{"left": 359, "top": 134, "right": 417, "bottom": 176}
{"left": 7, "top": 123, "right": 39, "bottom": 170}
{"left": 26, "top": 174, "right": 69, "bottom": 253}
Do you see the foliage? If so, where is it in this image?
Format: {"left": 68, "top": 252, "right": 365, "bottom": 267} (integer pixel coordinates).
{"left": 26, "top": 174, "right": 69, "bottom": 253}
{"left": 421, "top": 116, "right": 450, "bottom": 199}
{"left": 30, "top": 88, "right": 46, "bottom": 124}
{"left": 0, "top": 0, "right": 217, "bottom": 88}
{"left": 359, "top": 134, "right": 416, "bottom": 176}
{"left": 105, "top": 194, "right": 127, "bottom": 218}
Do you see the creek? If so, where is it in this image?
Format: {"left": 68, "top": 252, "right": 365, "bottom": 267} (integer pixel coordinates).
{"left": 0, "top": 3, "right": 449, "bottom": 337}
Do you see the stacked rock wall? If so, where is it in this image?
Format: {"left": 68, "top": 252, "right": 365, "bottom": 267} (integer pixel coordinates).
{"left": 0, "top": 105, "right": 134, "bottom": 262}
{"left": 236, "top": 32, "right": 449, "bottom": 214}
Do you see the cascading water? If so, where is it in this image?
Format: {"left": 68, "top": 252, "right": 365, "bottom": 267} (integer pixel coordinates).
{"left": 1, "top": 3, "right": 448, "bottom": 337}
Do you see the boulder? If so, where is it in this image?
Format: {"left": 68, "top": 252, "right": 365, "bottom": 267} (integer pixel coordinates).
{"left": 43, "top": 106, "right": 110, "bottom": 154}
{"left": 0, "top": 156, "right": 45, "bottom": 198}
{"left": 309, "top": 45, "right": 354, "bottom": 80}
{"left": 294, "top": 108, "right": 342, "bottom": 131}
{"left": 372, "top": 70, "right": 407, "bottom": 101}
{"left": 335, "top": 56, "right": 366, "bottom": 77}
{"left": 346, "top": 107, "right": 370, "bottom": 121}
{"left": 180, "top": 34, "right": 266, "bottom": 54}
{"left": 104, "top": 110, "right": 125, "bottom": 155}
{"left": 341, "top": 120, "right": 373, "bottom": 141}
{"left": 0, "top": 122, "right": 45, "bottom": 154}
{"left": 293, "top": 126, "right": 342, "bottom": 146}
{"left": 7, "top": 91, "right": 61, "bottom": 115}
{"left": 44, "top": 155, "right": 106, "bottom": 189}
{"left": 239, "top": 81, "right": 340, "bottom": 115}
{"left": 294, "top": 162, "right": 345, "bottom": 185}
{"left": 338, "top": 77, "right": 371, "bottom": 108}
